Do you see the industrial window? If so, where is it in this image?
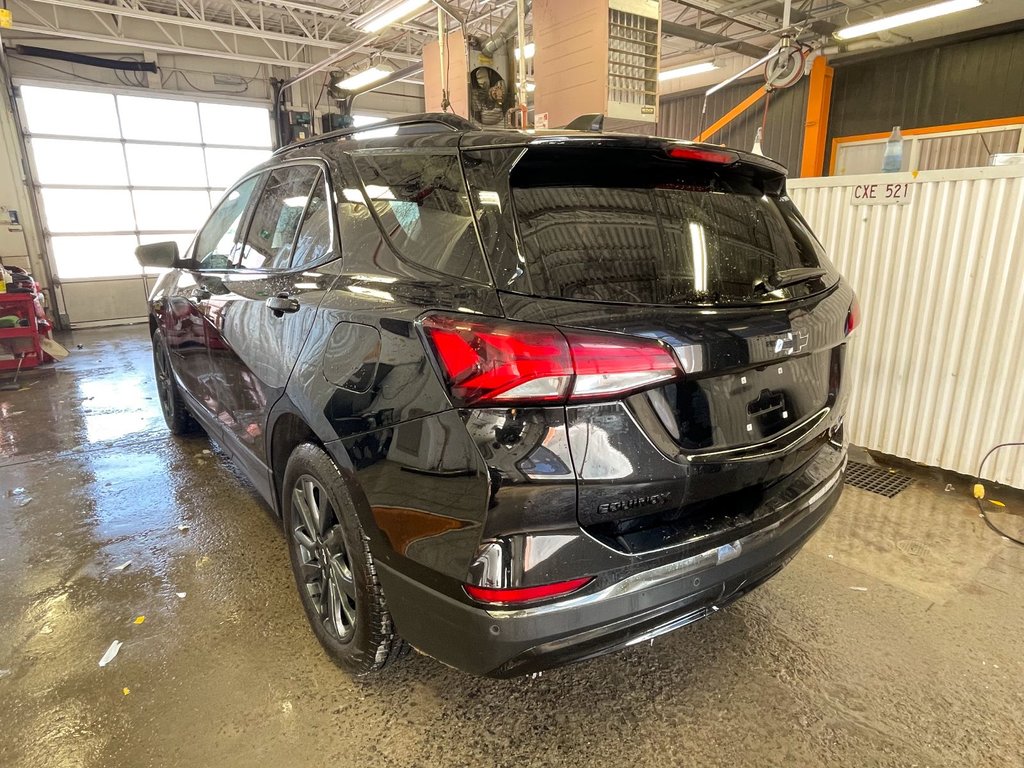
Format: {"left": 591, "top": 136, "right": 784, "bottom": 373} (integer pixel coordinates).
{"left": 18, "top": 85, "right": 272, "bottom": 280}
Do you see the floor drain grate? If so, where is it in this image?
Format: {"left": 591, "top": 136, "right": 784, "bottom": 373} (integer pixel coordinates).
{"left": 844, "top": 461, "right": 914, "bottom": 498}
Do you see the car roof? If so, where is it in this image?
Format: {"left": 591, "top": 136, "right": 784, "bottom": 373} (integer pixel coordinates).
{"left": 269, "top": 112, "right": 788, "bottom": 176}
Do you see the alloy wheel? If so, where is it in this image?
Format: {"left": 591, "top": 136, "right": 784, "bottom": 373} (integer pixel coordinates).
{"left": 291, "top": 475, "right": 357, "bottom": 641}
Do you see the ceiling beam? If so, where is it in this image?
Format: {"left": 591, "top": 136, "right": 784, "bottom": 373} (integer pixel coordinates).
{"left": 661, "top": 19, "right": 770, "bottom": 58}
{"left": 21, "top": 0, "right": 356, "bottom": 51}
{"left": 5, "top": 22, "right": 315, "bottom": 68}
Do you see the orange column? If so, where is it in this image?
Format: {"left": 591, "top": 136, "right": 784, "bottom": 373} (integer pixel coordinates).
{"left": 801, "top": 55, "right": 834, "bottom": 177}
{"left": 693, "top": 86, "right": 766, "bottom": 143}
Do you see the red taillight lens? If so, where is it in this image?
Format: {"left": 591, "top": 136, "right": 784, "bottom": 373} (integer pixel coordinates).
{"left": 845, "top": 296, "right": 861, "bottom": 335}
{"left": 421, "top": 314, "right": 683, "bottom": 407}
{"left": 563, "top": 329, "right": 681, "bottom": 400}
{"left": 464, "top": 576, "right": 592, "bottom": 605}
{"left": 666, "top": 146, "right": 739, "bottom": 164}
{"left": 421, "top": 315, "right": 573, "bottom": 405}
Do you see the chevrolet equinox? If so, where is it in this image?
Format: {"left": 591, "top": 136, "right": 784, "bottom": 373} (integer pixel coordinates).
{"left": 136, "top": 113, "right": 857, "bottom": 677}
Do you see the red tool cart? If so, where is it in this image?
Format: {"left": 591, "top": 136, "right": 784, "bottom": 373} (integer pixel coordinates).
{"left": 0, "top": 292, "right": 45, "bottom": 372}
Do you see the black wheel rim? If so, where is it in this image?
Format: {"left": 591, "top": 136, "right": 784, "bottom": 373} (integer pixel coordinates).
{"left": 291, "top": 475, "right": 357, "bottom": 641}
{"left": 154, "top": 342, "right": 174, "bottom": 421}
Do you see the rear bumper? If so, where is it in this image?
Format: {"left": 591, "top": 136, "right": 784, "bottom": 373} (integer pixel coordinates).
{"left": 377, "top": 458, "right": 845, "bottom": 677}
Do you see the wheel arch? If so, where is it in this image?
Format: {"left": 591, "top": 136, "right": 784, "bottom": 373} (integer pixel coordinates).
{"left": 266, "top": 409, "right": 372, "bottom": 531}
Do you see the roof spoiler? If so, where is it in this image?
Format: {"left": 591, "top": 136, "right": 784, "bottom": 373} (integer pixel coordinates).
{"left": 563, "top": 113, "right": 604, "bottom": 132}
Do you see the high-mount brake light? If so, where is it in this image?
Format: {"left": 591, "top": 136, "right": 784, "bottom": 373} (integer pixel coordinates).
{"left": 420, "top": 314, "right": 683, "bottom": 407}
{"left": 666, "top": 146, "right": 739, "bottom": 164}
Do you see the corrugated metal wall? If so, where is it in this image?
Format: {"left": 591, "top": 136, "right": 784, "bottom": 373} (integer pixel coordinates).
{"left": 658, "top": 77, "right": 809, "bottom": 176}
{"left": 788, "top": 166, "right": 1024, "bottom": 488}
{"left": 827, "top": 26, "right": 1024, "bottom": 171}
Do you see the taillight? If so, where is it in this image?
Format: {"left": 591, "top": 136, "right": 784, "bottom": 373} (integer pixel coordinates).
{"left": 464, "top": 576, "right": 592, "bottom": 605}
{"left": 666, "top": 146, "right": 739, "bottom": 164}
{"left": 845, "top": 296, "right": 861, "bottom": 335}
{"left": 563, "top": 329, "right": 681, "bottom": 400}
{"left": 421, "top": 313, "right": 682, "bottom": 407}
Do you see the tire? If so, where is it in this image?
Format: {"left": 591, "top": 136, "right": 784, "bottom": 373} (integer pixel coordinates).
{"left": 152, "top": 330, "right": 200, "bottom": 436}
{"left": 282, "top": 442, "right": 407, "bottom": 675}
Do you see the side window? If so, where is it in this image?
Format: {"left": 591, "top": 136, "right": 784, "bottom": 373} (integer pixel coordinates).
{"left": 290, "top": 171, "right": 335, "bottom": 270}
{"left": 194, "top": 176, "right": 258, "bottom": 270}
{"left": 240, "top": 165, "right": 319, "bottom": 270}
{"left": 351, "top": 152, "right": 490, "bottom": 284}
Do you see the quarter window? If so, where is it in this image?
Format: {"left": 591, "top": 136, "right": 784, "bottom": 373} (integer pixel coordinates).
{"left": 352, "top": 152, "right": 489, "bottom": 283}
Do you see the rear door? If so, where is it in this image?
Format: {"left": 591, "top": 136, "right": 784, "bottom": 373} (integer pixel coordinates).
{"left": 204, "top": 162, "right": 337, "bottom": 487}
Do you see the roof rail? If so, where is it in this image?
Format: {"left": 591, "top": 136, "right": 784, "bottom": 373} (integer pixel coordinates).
{"left": 273, "top": 112, "right": 478, "bottom": 154}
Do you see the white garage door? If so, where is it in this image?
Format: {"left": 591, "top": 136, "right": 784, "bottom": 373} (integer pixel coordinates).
{"left": 18, "top": 84, "right": 273, "bottom": 327}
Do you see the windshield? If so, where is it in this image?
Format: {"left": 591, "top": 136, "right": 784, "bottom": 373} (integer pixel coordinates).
{"left": 470, "top": 146, "right": 833, "bottom": 306}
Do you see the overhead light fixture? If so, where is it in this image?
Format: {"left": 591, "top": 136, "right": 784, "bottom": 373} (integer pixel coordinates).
{"left": 336, "top": 66, "right": 391, "bottom": 91}
{"left": 514, "top": 42, "right": 536, "bottom": 60}
{"left": 658, "top": 61, "right": 719, "bottom": 81}
{"left": 354, "top": 0, "right": 431, "bottom": 33}
{"left": 835, "top": 0, "right": 982, "bottom": 41}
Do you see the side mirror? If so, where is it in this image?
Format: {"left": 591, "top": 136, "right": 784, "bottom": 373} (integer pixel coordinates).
{"left": 135, "top": 241, "right": 179, "bottom": 268}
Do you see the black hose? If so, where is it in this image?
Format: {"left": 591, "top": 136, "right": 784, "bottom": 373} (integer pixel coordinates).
{"left": 15, "top": 45, "right": 157, "bottom": 73}
{"left": 974, "top": 442, "right": 1024, "bottom": 546}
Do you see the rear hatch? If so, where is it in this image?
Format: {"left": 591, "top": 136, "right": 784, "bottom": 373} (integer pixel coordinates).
{"left": 461, "top": 140, "right": 855, "bottom": 552}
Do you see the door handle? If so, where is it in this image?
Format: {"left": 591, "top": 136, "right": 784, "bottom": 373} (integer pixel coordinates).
{"left": 266, "top": 293, "right": 300, "bottom": 317}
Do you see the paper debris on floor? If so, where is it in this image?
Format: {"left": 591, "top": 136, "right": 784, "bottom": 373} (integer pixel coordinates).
{"left": 133, "top": 616, "right": 145, "bottom": 625}
{"left": 99, "top": 640, "right": 123, "bottom": 667}
{"left": 177, "top": 524, "right": 189, "bottom": 533}
{"left": 122, "top": 687, "right": 131, "bottom": 696}
{"left": 850, "top": 586, "right": 868, "bottom": 592}
{"left": 114, "top": 560, "right": 132, "bottom": 571}
{"left": 175, "top": 592, "right": 186, "bottom": 599}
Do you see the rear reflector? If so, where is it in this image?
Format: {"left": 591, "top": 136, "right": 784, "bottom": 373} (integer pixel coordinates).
{"left": 464, "top": 577, "right": 592, "bottom": 605}
{"left": 845, "top": 296, "right": 861, "bottom": 335}
{"left": 421, "top": 314, "right": 682, "bottom": 407}
{"left": 666, "top": 146, "right": 739, "bottom": 165}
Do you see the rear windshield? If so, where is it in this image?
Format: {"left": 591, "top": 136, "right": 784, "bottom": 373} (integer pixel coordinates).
{"left": 503, "top": 148, "right": 830, "bottom": 305}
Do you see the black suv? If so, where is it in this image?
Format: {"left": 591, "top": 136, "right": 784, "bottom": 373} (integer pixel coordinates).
{"left": 137, "top": 113, "right": 857, "bottom": 678}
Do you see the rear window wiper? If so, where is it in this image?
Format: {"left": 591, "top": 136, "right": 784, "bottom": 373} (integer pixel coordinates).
{"left": 753, "top": 267, "right": 827, "bottom": 294}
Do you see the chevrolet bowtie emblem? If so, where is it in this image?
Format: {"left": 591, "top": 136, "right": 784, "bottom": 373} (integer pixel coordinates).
{"left": 770, "top": 330, "right": 808, "bottom": 355}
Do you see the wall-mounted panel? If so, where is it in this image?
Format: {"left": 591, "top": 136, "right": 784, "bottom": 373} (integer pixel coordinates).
{"left": 789, "top": 166, "right": 1024, "bottom": 488}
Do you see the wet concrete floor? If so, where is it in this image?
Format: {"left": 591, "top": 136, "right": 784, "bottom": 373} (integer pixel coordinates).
{"left": 1, "top": 325, "right": 1022, "bottom": 767}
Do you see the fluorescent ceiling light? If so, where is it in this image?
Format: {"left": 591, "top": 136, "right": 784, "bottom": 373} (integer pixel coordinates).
{"left": 336, "top": 66, "right": 390, "bottom": 91}
{"left": 658, "top": 61, "right": 719, "bottom": 81}
{"left": 355, "top": 0, "right": 430, "bottom": 33}
{"left": 514, "top": 42, "right": 536, "bottom": 60}
{"left": 835, "top": 0, "right": 982, "bottom": 41}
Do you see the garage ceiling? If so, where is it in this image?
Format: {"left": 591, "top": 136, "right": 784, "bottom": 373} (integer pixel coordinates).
{"left": 2, "top": 0, "right": 1023, "bottom": 82}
